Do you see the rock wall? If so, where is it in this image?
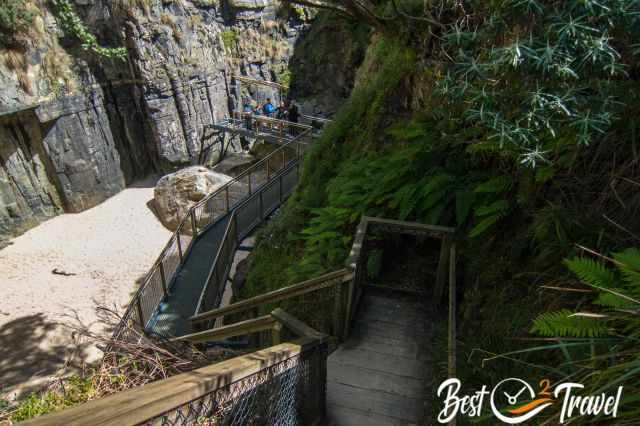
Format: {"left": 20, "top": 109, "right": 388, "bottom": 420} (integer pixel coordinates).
{"left": 0, "top": 0, "right": 312, "bottom": 241}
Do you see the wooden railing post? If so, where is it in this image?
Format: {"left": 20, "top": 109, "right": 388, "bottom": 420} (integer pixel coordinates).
{"left": 278, "top": 174, "right": 283, "bottom": 202}
{"left": 434, "top": 236, "right": 451, "bottom": 305}
{"left": 159, "top": 262, "right": 169, "bottom": 297}
{"left": 272, "top": 321, "right": 283, "bottom": 345}
{"left": 333, "top": 283, "right": 344, "bottom": 341}
{"left": 448, "top": 242, "right": 457, "bottom": 380}
{"left": 282, "top": 149, "right": 286, "bottom": 169}
{"left": 248, "top": 172, "right": 252, "bottom": 195}
{"left": 343, "top": 276, "right": 355, "bottom": 339}
{"left": 225, "top": 186, "right": 230, "bottom": 213}
{"left": 190, "top": 209, "right": 197, "bottom": 236}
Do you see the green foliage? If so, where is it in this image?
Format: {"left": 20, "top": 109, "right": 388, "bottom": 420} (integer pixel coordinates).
{"left": 532, "top": 250, "right": 640, "bottom": 338}
{"left": 468, "top": 177, "right": 513, "bottom": 237}
{"left": 0, "top": 0, "right": 34, "bottom": 46}
{"left": 531, "top": 309, "right": 608, "bottom": 337}
{"left": 220, "top": 29, "right": 237, "bottom": 50}
{"left": 52, "top": 0, "right": 127, "bottom": 59}
{"left": 11, "top": 375, "right": 94, "bottom": 422}
{"left": 525, "top": 248, "right": 640, "bottom": 419}
{"left": 0, "top": 0, "right": 33, "bottom": 33}
{"left": 564, "top": 257, "right": 616, "bottom": 290}
{"left": 435, "top": 0, "right": 640, "bottom": 165}
{"left": 277, "top": 69, "right": 291, "bottom": 86}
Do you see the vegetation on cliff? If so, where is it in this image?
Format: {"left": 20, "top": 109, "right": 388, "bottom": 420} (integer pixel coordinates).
{"left": 245, "top": 1, "right": 640, "bottom": 422}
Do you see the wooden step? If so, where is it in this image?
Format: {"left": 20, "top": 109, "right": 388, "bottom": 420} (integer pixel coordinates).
{"left": 327, "top": 363, "right": 426, "bottom": 399}
{"left": 325, "top": 403, "right": 419, "bottom": 426}
{"left": 327, "top": 382, "right": 424, "bottom": 421}
{"left": 329, "top": 347, "right": 427, "bottom": 380}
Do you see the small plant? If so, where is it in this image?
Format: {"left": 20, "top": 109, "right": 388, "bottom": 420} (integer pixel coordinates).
{"left": 220, "top": 29, "right": 237, "bottom": 51}
{"left": 277, "top": 69, "right": 291, "bottom": 86}
{"left": 51, "top": 0, "right": 128, "bottom": 60}
{"left": 0, "top": 0, "right": 35, "bottom": 47}
{"left": 10, "top": 376, "right": 94, "bottom": 422}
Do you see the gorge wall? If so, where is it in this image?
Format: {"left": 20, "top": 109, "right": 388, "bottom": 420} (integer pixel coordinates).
{"left": 0, "top": 0, "right": 326, "bottom": 242}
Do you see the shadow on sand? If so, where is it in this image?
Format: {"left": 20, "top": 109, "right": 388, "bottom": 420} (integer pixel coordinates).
{"left": 0, "top": 314, "right": 89, "bottom": 395}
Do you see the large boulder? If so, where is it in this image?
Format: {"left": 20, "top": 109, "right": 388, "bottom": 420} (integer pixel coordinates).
{"left": 154, "top": 166, "right": 233, "bottom": 231}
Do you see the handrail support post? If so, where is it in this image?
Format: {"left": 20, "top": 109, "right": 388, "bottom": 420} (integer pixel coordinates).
{"left": 159, "top": 262, "right": 169, "bottom": 297}
{"left": 176, "top": 233, "right": 183, "bottom": 262}
{"left": 190, "top": 209, "right": 197, "bottom": 236}
{"left": 136, "top": 298, "right": 145, "bottom": 329}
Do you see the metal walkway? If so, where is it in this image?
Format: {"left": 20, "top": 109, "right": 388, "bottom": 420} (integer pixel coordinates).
{"left": 148, "top": 215, "right": 231, "bottom": 337}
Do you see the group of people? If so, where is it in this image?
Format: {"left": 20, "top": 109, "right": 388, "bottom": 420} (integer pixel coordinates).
{"left": 242, "top": 98, "right": 300, "bottom": 132}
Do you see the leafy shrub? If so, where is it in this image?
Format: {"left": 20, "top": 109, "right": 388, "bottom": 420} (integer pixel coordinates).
{"left": 52, "top": 0, "right": 127, "bottom": 59}
{"left": 0, "top": 0, "right": 34, "bottom": 47}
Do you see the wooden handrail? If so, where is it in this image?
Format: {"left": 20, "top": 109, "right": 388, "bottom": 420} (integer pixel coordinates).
{"left": 25, "top": 309, "right": 328, "bottom": 425}
{"left": 362, "top": 216, "right": 455, "bottom": 234}
{"left": 190, "top": 269, "right": 353, "bottom": 326}
{"left": 171, "top": 315, "right": 276, "bottom": 344}
{"left": 271, "top": 308, "right": 326, "bottom": 341}
{"left": 21, "top": 337, "right": 320, "bottom": 426}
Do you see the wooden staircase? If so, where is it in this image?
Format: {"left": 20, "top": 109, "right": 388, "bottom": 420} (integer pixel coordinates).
{"left": 326, "top": 289, "right": 433, "bottom": 425}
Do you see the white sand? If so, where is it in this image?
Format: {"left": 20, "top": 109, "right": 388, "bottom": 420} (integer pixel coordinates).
{"left": 0, "top": 176, "right": 172, "bottom": 395}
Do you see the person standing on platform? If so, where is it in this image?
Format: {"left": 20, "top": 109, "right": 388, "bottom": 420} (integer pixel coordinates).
{"left": 287, "top": 102, "right": 299, "bottom": 136}
{"left": 242, "top": 100, "right": 253, "bottom": 130}
{"left": 263, "top": 98, "right": 275, "bottom": 117}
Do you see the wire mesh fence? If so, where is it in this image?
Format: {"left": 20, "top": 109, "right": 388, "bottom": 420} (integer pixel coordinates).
{"left": 143, "top": 340, "right": 328, "bottom": 426}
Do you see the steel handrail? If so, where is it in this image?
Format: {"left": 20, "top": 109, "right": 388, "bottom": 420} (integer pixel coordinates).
{"left": 112, "top": 128, "right": 313, "bottom": 342}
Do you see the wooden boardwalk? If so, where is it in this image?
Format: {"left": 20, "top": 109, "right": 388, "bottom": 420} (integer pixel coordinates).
{"left": 326, "top": 289, "right": 432, "bottom": 425}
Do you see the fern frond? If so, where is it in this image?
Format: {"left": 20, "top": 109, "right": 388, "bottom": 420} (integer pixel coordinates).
{"left": 455, "top": 190, "right": 475, "bottom": 225}
{"left": 614, "top": 248, "right": 640, "bottom": 291}
{"left": 474, "top": 176, "right": 513, "bottom": 194}
{"left": 531, "top": 309, "right": 609, "bottom": 337}
{"left": 469, "top": 214, "right": 501, "bottom": 238}
{"left": 564, "top": 257, "right": 616, "bottom": 289}
{"left": 594, "top": 292, "right": 636, "bottom": 309}
{"left": 474, "top": 199, "right": 509, "bottom": 217}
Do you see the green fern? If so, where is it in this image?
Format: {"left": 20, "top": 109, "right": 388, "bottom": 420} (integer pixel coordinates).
{"left": 455, "top": 190, "right": 475, "bottom": 225}
{"left": 531, "top": 309, "right": 609, "bottom": 338}
{"left": 474, "top": 199, "right": 509, "bottom": 217}
{"left": 469, "top": 214, "right": 501, "bottom": 238}
{"left": 474, "top": 176, "right": 512, "bottom": 194}
{"left": 564, "top": 257, "right": 616, "bottom": 289}
{"left": 614, "top": 248, "right": 640, "bottom": 296}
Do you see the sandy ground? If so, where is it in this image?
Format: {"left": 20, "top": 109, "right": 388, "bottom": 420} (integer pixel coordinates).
{"left": 0, "top": 176, "right": 172, "bottom": 397}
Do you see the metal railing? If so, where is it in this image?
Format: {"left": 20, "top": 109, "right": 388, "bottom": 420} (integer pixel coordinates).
{"left": 23, "top": 309, "right": 328, "bottom": 426}
{"left": 112, "top": 128, "right": 313, "bottom": 344}
{"left": 193, "top": 154, "right": 309, "bottom": 321}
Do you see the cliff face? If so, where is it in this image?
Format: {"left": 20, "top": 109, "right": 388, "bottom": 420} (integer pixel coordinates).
{"left": 0, "top": 0, "right": 313, "bottom": 242}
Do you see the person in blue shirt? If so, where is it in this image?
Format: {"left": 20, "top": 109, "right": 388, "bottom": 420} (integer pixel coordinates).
{"left": 262, "top": 98, "right": 275, "bottom": 117}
